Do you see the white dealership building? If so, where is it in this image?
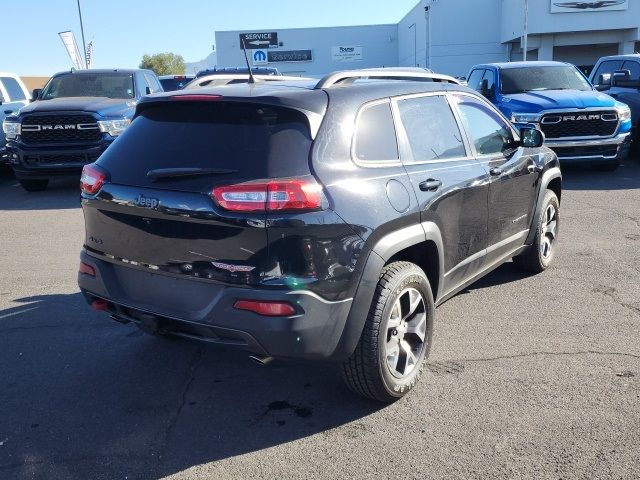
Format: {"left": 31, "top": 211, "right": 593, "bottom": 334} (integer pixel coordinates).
{"left": 194, "top": 0, "right": 640, "bottom": 78}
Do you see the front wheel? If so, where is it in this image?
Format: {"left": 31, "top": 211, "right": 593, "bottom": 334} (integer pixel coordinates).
{"left": 341, "top": 261, "right": 434, "bottom": 402}
{"left": 514, "top": 190, "right": 559, "bottom": 273}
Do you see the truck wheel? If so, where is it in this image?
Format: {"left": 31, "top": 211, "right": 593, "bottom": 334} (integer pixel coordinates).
{"left": 19, "top": 179, "right": 49, "bottom": 192}
{"left": 342, "top": 261, "right": 434, "bottom": 403}
{"left": 514, "top": 190, "right": 559, "bottom": 273}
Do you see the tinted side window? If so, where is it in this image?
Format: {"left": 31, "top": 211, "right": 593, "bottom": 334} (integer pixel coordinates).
{"left": 397, "top": 95, "right": 466, "bottom": 162}
{"left": 622, "top": 61, "right": 640, "bottom": 80}
{"left": 483, "top": 70, "right": 496, "bottom": 91}
{"left": 144, "top": 73, "right": 162, "bottom": 93}
{"left": 592, "top": 60, "right": 624, "bottom": 82}
{"left": 454, "top": 96, "right": 514, "bottom": 156}
{"left": 0, "top": 77, "right": 26, "bottom": 101}
{"left": 354, "top": 101, "right": 399, "bottom": 162}
{"left": 467, "top": 69, "right": 485, "bottom": 91}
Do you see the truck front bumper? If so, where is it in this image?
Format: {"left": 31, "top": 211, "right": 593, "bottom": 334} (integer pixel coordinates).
{"left": 545, "top": 132, "right": 631, "bottom": 165}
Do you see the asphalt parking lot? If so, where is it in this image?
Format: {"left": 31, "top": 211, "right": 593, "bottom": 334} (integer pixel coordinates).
{"left": 0, "top": 159, "right": 639, "bottom": 480}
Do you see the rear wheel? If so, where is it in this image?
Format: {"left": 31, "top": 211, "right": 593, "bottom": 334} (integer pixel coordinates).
{"left": 514, "top": 190, "right": 559, "bottom": 273}
{"left": 342, "top": 261, "right": 434, "bottom": 403}
{"left": 19, "top": 179, "right": 49, "bottom": 192}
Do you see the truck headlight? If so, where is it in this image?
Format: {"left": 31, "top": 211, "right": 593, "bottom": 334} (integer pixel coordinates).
{"left": 616, "top": 105, "right": 631, "bottom": 122}
{"left": 98, "top": 118, "right": 131, "bottom": 137}
{"left": 511, "top": 113, "right": 541, "bottom": 124}
{"left": 2, "top": 121, "right": 21, "bottom": 140}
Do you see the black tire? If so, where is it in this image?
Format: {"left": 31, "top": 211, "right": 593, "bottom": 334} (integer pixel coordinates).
{"left": 592, "top": 162, "right": 619, "bottom": 172}
{"left": 513, "top": 190, "right": 560, "bottom": 273}
{"left": 19, "top": 179, "right": 49, "bottom": 192}
{"left": 341, "top": 261, "right": 434, "bottom": 403}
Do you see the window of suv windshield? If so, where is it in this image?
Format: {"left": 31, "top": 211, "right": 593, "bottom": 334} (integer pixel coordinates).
{"left": 41, "top": 73, "right": 135, "bottom": 99}
{"left": 500, "top": 66, "right": 591, "bottom": 94}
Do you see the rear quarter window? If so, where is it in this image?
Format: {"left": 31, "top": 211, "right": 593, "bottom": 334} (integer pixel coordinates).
{"left": 353, "top": 101, "right": 399, "bottom": 162}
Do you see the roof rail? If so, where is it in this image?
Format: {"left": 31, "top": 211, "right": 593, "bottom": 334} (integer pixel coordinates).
{"left": 315, "top": 68, "right": 460, "bottom": 89}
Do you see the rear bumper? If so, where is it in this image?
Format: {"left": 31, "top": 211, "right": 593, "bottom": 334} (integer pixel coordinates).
{"left": 545, "top": 132, "right": 631, "bottom": 164}
{"left": 78, "top": 251, "right": 354, "bottom": 361}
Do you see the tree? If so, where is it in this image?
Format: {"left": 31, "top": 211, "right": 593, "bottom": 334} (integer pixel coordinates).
{"left": 139, "top": 53, "right": 185, "bottom": 75}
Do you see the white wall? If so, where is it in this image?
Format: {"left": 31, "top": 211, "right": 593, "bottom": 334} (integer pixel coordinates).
{"left": 215, "top": 25, "right": 398, "bottom": 77}
{"left": 422, "top": 0, "right": 507, "bottom": 76}
{"left": 398, "top": 1, "right": 428, "bottom": 68}
{"left": 501, "top": 0, "right": 640, "bottom": 42}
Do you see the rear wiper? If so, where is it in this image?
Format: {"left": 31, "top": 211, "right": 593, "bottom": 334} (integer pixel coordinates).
{"left": 147, "top": 167, "right": 238, "bottom": 181}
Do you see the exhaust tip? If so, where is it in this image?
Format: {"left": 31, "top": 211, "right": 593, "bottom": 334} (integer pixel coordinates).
{"left": 249, "top": 354, "right": 274, "bottom": 366}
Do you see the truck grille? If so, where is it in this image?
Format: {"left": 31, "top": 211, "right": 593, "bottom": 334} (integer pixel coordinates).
{"left": 540, "top": 111, "right": 618, "bottom": 139}
{"left": 24, "top": 152, "right": 103, "bottom": 166}
{"left": 21, "top": 114, "right": 102, "bottom": 144}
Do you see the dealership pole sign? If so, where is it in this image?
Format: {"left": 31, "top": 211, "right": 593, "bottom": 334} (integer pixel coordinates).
{"left": 550, "top": 0, "right": 628, "bottom": 13}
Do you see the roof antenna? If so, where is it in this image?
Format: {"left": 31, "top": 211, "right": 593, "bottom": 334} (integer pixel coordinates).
{"left": 240, "top": 37, "right": 258, "bottom": 84}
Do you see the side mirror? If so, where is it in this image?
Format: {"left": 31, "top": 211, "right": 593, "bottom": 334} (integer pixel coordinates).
{"left": 594, "top": 73, "right": 612, "bottom": 91}
{"left": 480, "top": 78, "right": 493, "bottom": 99}
{"left": 145, "top": 86, "right": 152, "bottom": 95}
{"left": 611, "top": 69, "right": 630, "bottom": 86}
{"left": 520, "top": 127, "right": 544, "bottom": 148}
{"left": 31, "top": 89, "right": 42, "bottom": 102}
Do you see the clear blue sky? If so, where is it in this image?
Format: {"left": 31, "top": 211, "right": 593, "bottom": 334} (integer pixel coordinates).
{"left": 3, "top": 0, "right": 419, "bottom": 76}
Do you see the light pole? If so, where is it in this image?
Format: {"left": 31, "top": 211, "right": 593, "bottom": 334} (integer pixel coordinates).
{"left": 523, "top": 0, "right": 529, "bottom": 62}
{"left": 408, "top": 23, "right": 417, "bottom": 67}
{"left": 77, "top": 0, "right": 87, "bottom": 68}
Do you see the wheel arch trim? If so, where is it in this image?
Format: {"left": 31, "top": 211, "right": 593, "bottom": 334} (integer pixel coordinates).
{"left": 525, "top": 166, "right": 562, "bottom": 246}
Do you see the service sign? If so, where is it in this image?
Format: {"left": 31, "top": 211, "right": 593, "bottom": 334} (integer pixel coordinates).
{"left": 239, "top": 32, "right": 279, "bottom": 49}
{"left": 267, "top": 50, "right": 313, "bottom": 63}
{"left": 332, "top": 46, "right": 363, "bottom": 62}
{"left": 550, "top": 0, "right": 628, "bottom": 13}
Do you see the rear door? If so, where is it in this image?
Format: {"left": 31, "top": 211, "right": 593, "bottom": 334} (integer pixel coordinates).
{"left": 83, "top": 100, "right": 316, "bottom": 286}
{"left": 450, "top": 93, "right": 539, "bottom": 265}
{"left": 392, "top": 93, "right": 490, "bottom": 293}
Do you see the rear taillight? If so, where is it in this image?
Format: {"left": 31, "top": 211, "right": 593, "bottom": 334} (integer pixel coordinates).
{"left": 234, "top": 300, "right": 297, "bottom": 317}
{"left": 212, "top": 178, "right": 323, "bottom": 212}
{"left": 80, "top": 164, "right": 107, "bottom": 195}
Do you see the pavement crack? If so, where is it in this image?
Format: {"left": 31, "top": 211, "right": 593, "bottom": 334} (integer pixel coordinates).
{"left": 459, "top": 350, "right": 640, "bottom": 363}
{"left": 593, "top": 284, "right": 640, "bottom": 316}
{"left": 159, "top": 346, "right": 203, "bottom": 458}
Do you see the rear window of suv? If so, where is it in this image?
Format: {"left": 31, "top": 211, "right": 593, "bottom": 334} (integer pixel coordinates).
{"left": 97, "top": 101, "right": 312, "bottom": 190}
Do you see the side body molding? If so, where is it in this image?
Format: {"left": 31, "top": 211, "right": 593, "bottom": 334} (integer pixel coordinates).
{"left": 330, "top": 221, "right": 445, "bottom": 361}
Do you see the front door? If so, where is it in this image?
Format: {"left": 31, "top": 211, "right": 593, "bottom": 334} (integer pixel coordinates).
{"left": 450, "top": 93, "right": 539, "bottom": 265}
{"left": 392, "top": 93, "right": 490, "bottom": 295}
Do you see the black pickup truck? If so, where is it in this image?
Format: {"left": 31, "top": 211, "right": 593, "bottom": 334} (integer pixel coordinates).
{"left": 2, "top": 69, "right": 163, "bottom": 191}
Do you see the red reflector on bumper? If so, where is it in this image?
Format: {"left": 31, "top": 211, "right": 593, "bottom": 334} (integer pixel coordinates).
{"left": 234, "top": 300, "right": 296, "bottom": 317}
{"left": 91, "top": 299, "right": 108, "bottom": 311}
{"left": 79, "top": 262, "right": 96, "bottom": 277}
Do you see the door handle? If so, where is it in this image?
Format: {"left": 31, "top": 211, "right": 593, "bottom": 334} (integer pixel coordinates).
{"left": 419, "top": 178, "right": 442, "bottom": 192}
{"left": 489, "top": 167, "right": 503, "bottom": 176}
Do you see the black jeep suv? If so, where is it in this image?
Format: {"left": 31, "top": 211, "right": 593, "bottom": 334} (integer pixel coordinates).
{"left": 2, "top": 68, "right": 162, "bottom": 192}
{"left": 78, "top": 69, "right": 562, "bottom": 402}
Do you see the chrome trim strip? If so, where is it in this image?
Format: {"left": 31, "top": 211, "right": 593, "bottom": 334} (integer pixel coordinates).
{"left": 545, "top": 132, "right": 630, "bottom": 148}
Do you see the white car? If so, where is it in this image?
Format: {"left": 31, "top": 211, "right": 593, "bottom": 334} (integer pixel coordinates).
{"left": 0, "top": 72, "right": 31, "bottom": 165}
{"left": 184, "top": 74, "right": 311, "bottom": 89}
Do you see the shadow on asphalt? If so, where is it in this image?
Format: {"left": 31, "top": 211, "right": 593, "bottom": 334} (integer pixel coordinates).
{"left": 561, "top": 158, "right": 640, "bottom": 191}
{"left": 0, "top": 175, "right": 80, "bottom": 211}
{"left": 0, "top": 293, "right": 382, "bottom": 479}
{"left": 460, "top": 261, "right": 531, "bottom": 294}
